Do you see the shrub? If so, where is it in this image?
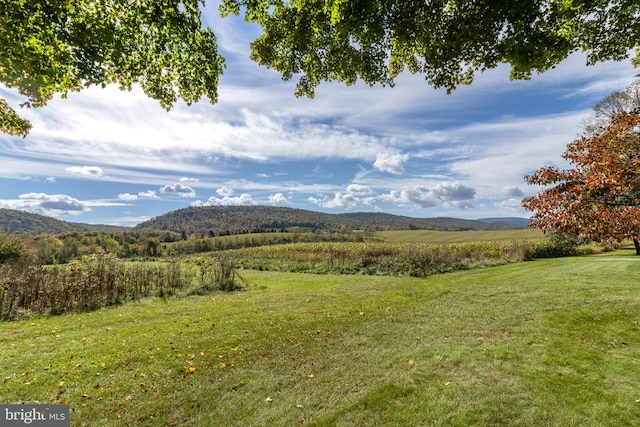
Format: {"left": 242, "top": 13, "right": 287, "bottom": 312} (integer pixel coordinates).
{"left": 528, "top": 233, "right": 593, "bottom": 258}
{"left": 0, "top": 255, "right": 188, "bottom": 320}
{"left": 0, "top": 232, "right": 35, "bottom": 263}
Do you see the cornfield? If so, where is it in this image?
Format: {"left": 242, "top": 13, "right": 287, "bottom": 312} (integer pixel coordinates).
{"left": 230, "top": 241, "right": 535, "bottom": 275}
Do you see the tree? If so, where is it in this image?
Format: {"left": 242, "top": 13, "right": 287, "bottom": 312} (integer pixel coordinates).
{"left": 0, "top": 232, "right": 35, "bottom": 263}
{"left": 522, "top": 94, "right": 640, "bottom": 254}
{"left": 1, "top": 0, "right": 223, "bottom": 136}
{"left": 221, "top": 0, "right": 640, "bottom": 98}
{"left": 146, "top": 237, "right": 161, "bottom": 257}
{"left": 3, "top": 1, "right": 640, "bottom": 137}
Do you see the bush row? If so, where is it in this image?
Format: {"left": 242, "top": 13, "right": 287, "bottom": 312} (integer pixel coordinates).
{"left": 0, "top": 254, "right": 244, "bottom": 320}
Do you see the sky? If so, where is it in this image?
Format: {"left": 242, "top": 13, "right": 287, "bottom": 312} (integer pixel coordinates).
{"left": 1, "top": 5, "right": 638, "bottom": 227}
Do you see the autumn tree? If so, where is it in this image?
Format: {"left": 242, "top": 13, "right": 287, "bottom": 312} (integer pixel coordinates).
{"left": 522, "top": 90, "right": 640, "bottom": 254}
{"left": 0, "top": 232, "right": 35, "bottom": 263}
{"left": 1, "top": 0, "right": 223, "bottom": 137}
{"left": 222, "top": 0, "right": 640, "bottom": 97}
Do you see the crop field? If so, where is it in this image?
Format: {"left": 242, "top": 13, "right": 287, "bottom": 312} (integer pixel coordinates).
{"left": 1, "top": 244, "right": 639, "bottom": 426}
{"left": 377, "top": 228, "right": 544, "bottom": 243}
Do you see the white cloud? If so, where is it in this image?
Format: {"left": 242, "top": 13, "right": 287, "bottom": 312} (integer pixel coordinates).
{"left": 216, "top": 186, "right": 234, "bottom": 197}
{"left": 180, "top": 177, "right": 199, "bottom": 182}
{"left": 193, "top": 193, "right": 257, "bottom": 206}
{"left": 160, "top": 183, "right": 196, "bottom": 197}
{"left": 362, "top": 197, "right": 379, "bottom": 207}
{"left": 118, "top": 190, "right": 160, "bottom": 201}
{"left": 373, "top": 152, "right": 409, "bottom": 174}
{"left": 309, "top": 192, "right": 360, "bottom": 210}
{"left": 138, "top": 190, "right": 159, "bottom": 199}
{"left": 66, "top": 166, "right": 104, "bottom": 177}
{"left": 0, "top": 193, "right": 89, "bottom": 216}
{"left": 380, "top": 182, "right": 476, "bottom": 209}
{"left": 269, "top": 193, "right": 288, "bottom": 204}
{"left": 346, "top": 184, "right": 373, "bottom": 195}
{"left": 494, "top": 198, "right": 525, "bottom": 212}
{"left": 118, "top": 193, "right": 138, "bottom": 201}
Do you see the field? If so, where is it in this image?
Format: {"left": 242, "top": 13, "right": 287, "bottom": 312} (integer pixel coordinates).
{"left": 377, "top": 228, "right": 543, "bottom": 243}
{"left": 1, "top": 240, "right": 639, "bottom": 426}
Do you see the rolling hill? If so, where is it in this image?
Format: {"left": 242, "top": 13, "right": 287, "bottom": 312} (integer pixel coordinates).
{"left": 134, "top": 206, "right": 529, "bottom": 235}
{"left": 0, "top": 208, "right": 131, "bottom": 234}
{"left": 1, "top": 206, "right": 530, "bottom": 236}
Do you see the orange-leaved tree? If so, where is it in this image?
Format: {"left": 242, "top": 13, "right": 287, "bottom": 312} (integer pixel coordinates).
{"left": 522, "top": 108, "right": 640, "bottom": 255}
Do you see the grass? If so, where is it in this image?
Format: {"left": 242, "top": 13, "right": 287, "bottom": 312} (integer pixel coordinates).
{"left": 1, "top": 248, "right": 639, "bottom": 426}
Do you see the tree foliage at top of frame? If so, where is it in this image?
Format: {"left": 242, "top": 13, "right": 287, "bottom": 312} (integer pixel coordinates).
{"left": 1, "top": 0, "right": 223, "bottom": 136}
{"left": 221, "top": 0, "right": 640, "bottom": 97}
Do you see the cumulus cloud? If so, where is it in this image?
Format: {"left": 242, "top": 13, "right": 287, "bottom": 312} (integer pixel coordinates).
{"left": 495, "top": 198, "right": 526, "bottom": 212}
{"left": 118, "top": 193, "right": 138, "bottom": 201}
{"left": 180, "top": 177, "right": 199, "bottom": 182}
{"left": 66, "top": 166, "right": 104, "bottom": 177}
{"left": 160, "top": 183, "right": 196, "bottom": 197}
{"left": 380, "top": 182, "right": 476, "bottom": 209}
{"left": 503, "top": 186, "right": 524, "bottom": 197}
{"left": 0, "top": 193, "right": 90, "bottom": 216}
{"left": 269, "top": 193, "right": 288, "bottom": 204}
{"left": 346, "top": 184, "right": 373, "bottom": 195}
{"left": 192, "top": 193, "right": 257, "bottom": 206}
{"left": 373, "top": 152, "right": 409, "bottom": 174}
{"left": 216, "top": 186, "right": 234, "bottom": 197}
{"left": 309, "top": 192, "right": 359, "bottom": 210}
{"left": 362, "top": 197, "right": 379, "bottom": 208}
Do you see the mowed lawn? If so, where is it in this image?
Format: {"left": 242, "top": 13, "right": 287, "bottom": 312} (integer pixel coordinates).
{"left": 2, "top": 250, "right": 639, "bottom": 426}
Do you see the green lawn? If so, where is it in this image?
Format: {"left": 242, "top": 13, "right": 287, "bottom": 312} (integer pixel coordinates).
{"left": 2, "top": 250, "right": 639, "bottom": 426}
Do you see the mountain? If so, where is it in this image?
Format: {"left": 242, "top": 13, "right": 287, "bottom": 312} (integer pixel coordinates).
{"left": 477, "top": 217, "right": 531, "bottom": 228}
{"left": 135, "top": 206, "right": 528, "bottom": 235}
{"left": 1, "top": 206, "right": 530, "bottom": 236}
{"left": 0, "top": 209, "right": 131, "bottom": 234}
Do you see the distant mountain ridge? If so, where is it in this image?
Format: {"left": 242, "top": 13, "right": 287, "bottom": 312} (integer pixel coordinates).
{"left": 1, "top": 206, "right": 530, "bottom": 236}
{"left": 477, "top": 217, "right": 531, "bottom": 228}
{"left": 134, "top": 206, "right": 529, "bottom": 235}
{"left": 0, "top": 208, "right": 131, "bottom": 234}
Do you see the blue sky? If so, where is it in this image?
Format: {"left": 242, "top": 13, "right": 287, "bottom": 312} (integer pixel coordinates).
{"left": 0, "top": 5, "right": 638, "bottom": 226}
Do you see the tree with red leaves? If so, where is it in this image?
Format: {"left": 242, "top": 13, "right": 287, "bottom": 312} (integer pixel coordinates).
{"left": 523, "top": 90, "right": 640, "bottom": 255}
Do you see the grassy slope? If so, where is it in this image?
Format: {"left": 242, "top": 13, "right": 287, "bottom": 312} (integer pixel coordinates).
{"left": 1, "top": 248, "right": 639, "bottom": 426}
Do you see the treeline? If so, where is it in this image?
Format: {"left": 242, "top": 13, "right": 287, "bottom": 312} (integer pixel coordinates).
{"left": 6, "top": 228, "right": 372, "bottom": 264}
{"left": 30, "top": 230, "right": 182, "bottom": 264}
